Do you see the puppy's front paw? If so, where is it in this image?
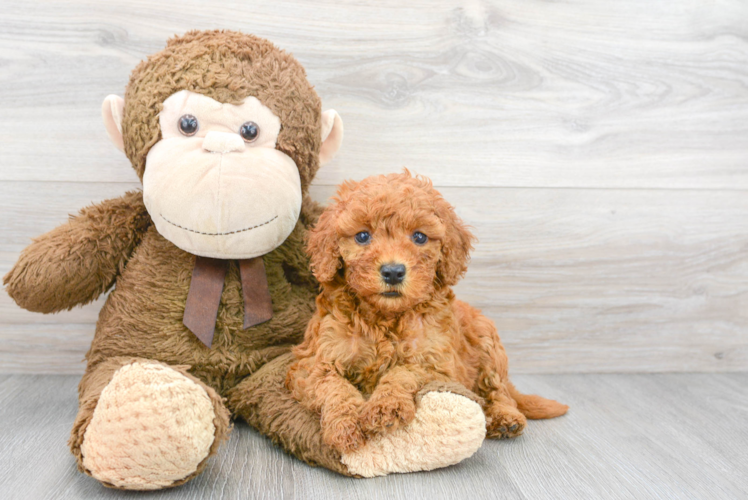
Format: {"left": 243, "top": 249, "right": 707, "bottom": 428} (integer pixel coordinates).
{"left": 322, "top": 414, "right": 366, "bottom": 454}
{"left": 360, "top": 396, "right": 417, "bottom": 435}
{"left": 485, "top": 403, "right": 527, "bottom": 439}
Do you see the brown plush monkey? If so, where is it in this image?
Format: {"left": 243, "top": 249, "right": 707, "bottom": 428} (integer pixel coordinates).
{"left": 4, "top": 30, "right": 487, "bottom": 489}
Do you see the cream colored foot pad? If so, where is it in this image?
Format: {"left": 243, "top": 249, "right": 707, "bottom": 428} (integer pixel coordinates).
{"left": 80, "top": 362, "right": 216, "bottom": 490}
{"left": 341, "top": 392, "right": 486, "bottom": 477}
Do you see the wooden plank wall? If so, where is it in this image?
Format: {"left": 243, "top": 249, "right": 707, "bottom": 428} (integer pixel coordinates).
{"left": 1, "top": 0, "right": 746, "bottom": 374}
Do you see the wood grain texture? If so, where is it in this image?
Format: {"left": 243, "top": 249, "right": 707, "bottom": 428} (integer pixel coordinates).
{"left": 1, "top": 0, "right": 747, "bottom": 375}
{"left": 1, "top": 183, "right": 746, "bottom": 374}
{"left": 0, "top": 373, "right": 746, "bottom": 499}
{"left": 0, "top": 0, "right": 746, "bottom": 187}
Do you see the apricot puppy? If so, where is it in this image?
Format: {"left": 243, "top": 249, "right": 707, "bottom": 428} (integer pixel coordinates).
{"left": 287, "top": 171, "right": 568, "bottom": 453}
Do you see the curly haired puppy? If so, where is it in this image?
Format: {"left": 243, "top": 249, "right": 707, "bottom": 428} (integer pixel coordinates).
{"left": 287, "top": 171, "right": 568, "bottom": 454}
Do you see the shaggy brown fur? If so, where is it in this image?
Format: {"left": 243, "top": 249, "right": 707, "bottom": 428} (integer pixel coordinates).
{"left": 3, "top": 30, "right": 350, "bottom": 486}
{"left": 287, "top": 172, "right": 568, "bottom": 453}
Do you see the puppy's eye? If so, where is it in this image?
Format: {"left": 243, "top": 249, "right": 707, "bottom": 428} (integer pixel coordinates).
{"left": 354, "top": 231, "right": 371, "bottom": 245}
{"left": 178, "top": 114, "right": 199, "bottom": 136}
{"left": 412, "top": 231, "right": 428, "bottom": 245}
{"left": 240, "top": 121, "right": 260, "bottom": 142}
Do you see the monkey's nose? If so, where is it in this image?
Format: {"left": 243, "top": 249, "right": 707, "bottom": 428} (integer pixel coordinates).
{"left": 202, "top": 132, "right": 246, "bottom": 153}
{"left": 380, "top": 263, "right": 406, "bottom": 285}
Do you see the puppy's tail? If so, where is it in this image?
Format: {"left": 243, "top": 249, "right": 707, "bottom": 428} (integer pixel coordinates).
{"left": 507, "top": 381, "right": 569, "bottom": 419}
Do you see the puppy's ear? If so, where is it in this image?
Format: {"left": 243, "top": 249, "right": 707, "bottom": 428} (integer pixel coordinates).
{"left": 306, "top": 204, "right": 342, "bottom": 284}
{"left": 435, "top": 199, "right": 475, "bottom": 287}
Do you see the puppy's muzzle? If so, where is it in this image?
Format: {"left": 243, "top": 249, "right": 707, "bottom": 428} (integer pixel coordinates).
{"left": 380, "top": 263, "right": 406, "bottom": 285}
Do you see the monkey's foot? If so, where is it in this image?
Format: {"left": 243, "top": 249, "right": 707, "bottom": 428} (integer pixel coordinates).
{"left": 340, "top": 392, "right": 486, "bottom": 477}
{"left": 80, "top": 362, "right": 219, "bottom": 490}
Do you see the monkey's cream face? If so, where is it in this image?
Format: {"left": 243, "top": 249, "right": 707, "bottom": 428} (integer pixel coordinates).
{"left": 142, "top": 90, "right": 302, "bottom": 259}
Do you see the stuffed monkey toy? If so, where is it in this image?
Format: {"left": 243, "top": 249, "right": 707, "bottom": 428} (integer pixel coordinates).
{"left": 4, "top": 30, "right": 487, "bottom": 489}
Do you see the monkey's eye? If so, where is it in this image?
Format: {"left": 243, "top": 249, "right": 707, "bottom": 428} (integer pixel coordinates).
{"left": 240, "top": 121, "right": 259, "bottom": 142}
{"left": 178, "top": 114, "right": 199, "bottom": 136}
{"left": 354, "top": 231, "right": 371, "bottom": 245}
{"left": 412, "top": 232, "right": 428, "bottom": 245}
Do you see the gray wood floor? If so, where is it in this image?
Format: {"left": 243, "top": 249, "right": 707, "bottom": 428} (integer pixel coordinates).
{"left": 0, "top": 374, "right": 745, "bottom": 500}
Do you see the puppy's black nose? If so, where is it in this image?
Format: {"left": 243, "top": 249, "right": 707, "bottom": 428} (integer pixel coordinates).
{"left": 380, "top": 263, "right": 406, "bottom": 285}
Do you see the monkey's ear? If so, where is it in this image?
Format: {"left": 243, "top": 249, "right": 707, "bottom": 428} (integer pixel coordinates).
{"left": 319, "top": 109, "right": 343, "bottom": 166}
{"left": 102, "top": 95, "right": 125, "bottom": 153}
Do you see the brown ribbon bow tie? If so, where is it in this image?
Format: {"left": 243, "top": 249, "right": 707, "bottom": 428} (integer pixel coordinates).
{"left": 183, "top": 256, "right": 273, "bottom": 348}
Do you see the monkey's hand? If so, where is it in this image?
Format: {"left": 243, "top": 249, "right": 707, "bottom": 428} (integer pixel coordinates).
{"left": 4, "top": 190, "right": 150, "bottom": 313}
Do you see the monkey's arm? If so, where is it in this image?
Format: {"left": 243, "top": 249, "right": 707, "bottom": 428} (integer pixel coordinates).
{"left": 4, "top": 190, "right": 151, "bottom": 313}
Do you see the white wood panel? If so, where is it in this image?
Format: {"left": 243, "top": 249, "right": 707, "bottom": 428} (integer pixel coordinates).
{"left": 456, "top": 187, "right": 748, "bottom": 373}
{"left": 0, "top": 0, "right": 746, "bottom": 188}
{"left": 1, "top": 183, "right": 745, "bottom": 374}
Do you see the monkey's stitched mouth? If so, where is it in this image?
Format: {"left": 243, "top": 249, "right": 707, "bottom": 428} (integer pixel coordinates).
{"left": 160, "top": 214, "right": 278, "bottom": 236}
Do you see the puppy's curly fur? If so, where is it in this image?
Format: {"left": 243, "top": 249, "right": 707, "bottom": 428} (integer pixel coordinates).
{"left": 287, "top": 171, "right": 568, "bottom": 454}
